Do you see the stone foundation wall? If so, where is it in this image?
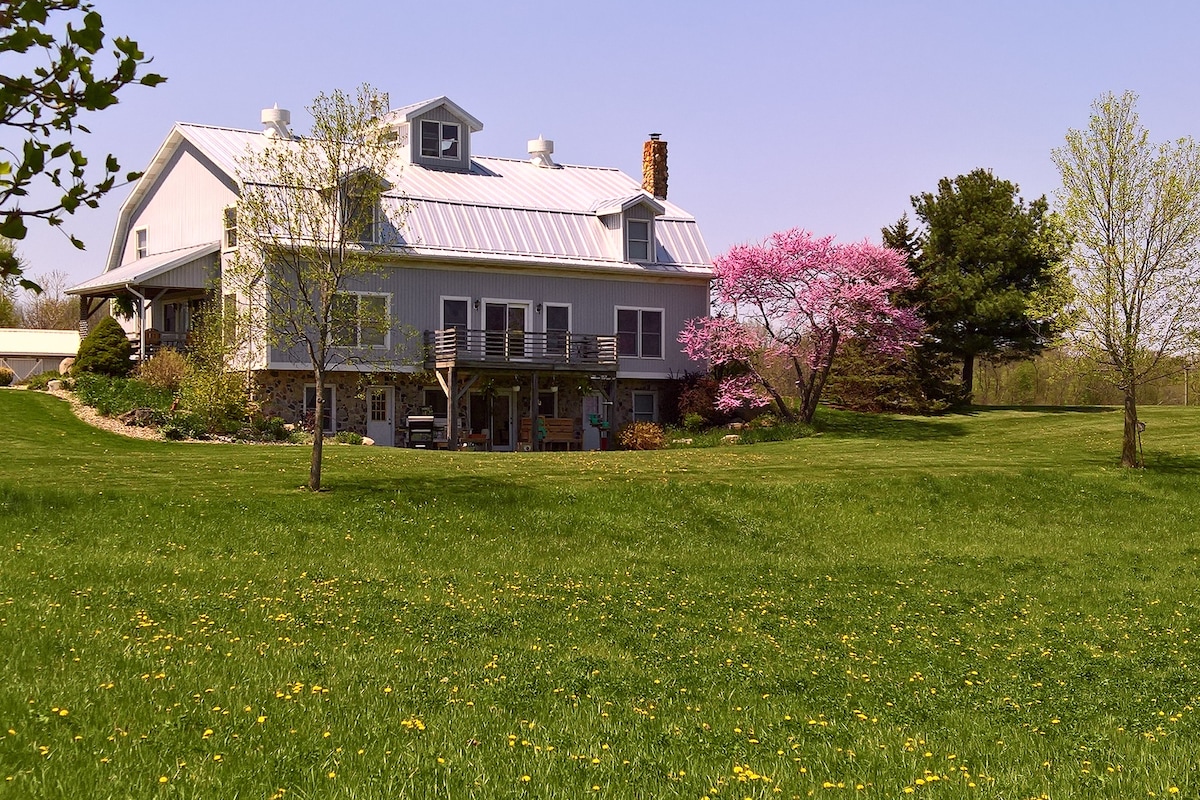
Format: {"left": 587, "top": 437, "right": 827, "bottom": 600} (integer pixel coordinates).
{"left": 251, "top": 369, "right": 674, "bottom": 445}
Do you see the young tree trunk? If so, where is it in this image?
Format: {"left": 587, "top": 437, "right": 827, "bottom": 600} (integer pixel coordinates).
{"left": 961, "top": 354, "right": 975, "bottom": 404}
{"left": 798, "top": 330, "right": 839, "bottom": 424}
{"left": 1121, "top": 387, "right": 1140, "bottom": 468}
{"left": 310, "top": 370, "right": 325, "bottom": 491}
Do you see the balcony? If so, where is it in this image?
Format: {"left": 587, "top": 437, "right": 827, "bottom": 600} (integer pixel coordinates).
{"left": 424, "top": 328, "right": 618, "bottom": 373}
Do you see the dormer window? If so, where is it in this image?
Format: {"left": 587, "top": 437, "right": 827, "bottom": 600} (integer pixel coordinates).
{"left": 627, "top": 219, "right": 651, "bottom": 262}
{"left": 421, "top": 120, "right": 460, "bottom": 160}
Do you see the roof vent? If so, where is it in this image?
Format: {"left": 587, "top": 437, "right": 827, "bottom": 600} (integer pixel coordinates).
{"left": 261, "top": 105, "right": 292, "bottom": 138}
{"left": 527, "top": 135, "right": 560, "bottom": 168}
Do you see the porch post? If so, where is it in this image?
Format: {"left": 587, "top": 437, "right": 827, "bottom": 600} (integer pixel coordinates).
{"left": 530, "top": 372, "right": 540, "bottom": 451}
{"left": 447, "top": 365, "right": 458, "bottom": 449}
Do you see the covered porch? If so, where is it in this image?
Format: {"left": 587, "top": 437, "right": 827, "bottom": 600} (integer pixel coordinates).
{"left": 66, "top": 242, "right": 220, "bottom": 359}
{"left": 423, "top": 328, "right": 619, "bottom": 451}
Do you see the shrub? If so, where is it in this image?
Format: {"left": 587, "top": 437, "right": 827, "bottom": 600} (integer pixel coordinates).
{"left": 161, "top": 412, "right": 210, "bottom": 441}
{"left": 245, "top": 415, "right": 290, "bottom": 442}
{"left": 73, "top": 373, "right": 174, "bottom": 417}
{"left": 681, "top": 411, "right": 706, "bottom": 432}
{"left": 334, "top": 430, "right": 364, "bottom": 445}
{"left": 664, "top": 372, "right": 731, "bottom": 428}
{"left": 21, "top": 370, "right": 59, "bottom": 389}
{"left": 74, "top": 317, "right": 133, "bottom": 377}
{"left": 618, "top": 421, "right": 665, "bottom": 451}
{"left": 136, "top": 348, "right": 189, "bottom": 391}
{"left": 0, "top": 366, "right": 13, "bottom": 387}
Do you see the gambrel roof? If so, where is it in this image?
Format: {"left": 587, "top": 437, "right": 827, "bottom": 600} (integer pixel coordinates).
{"left": 102, "top": 117, "right": 711, "bottom": 277}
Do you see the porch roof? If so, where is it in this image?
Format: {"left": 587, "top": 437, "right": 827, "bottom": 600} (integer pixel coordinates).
{"left": 67, "top": 242, "right": 220, "bottom": 296}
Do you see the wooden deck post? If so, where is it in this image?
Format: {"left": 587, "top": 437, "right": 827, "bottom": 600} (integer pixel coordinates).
{"left": 530, "top": 372, "right": 540, "bottom": 451}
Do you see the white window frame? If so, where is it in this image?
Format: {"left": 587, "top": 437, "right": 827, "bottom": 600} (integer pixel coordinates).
{"left": 304, "top": 384, "right": 337, "bottom": 434}
{"left": 330, "top": 291, "right": 391, "bottom": 350}
{"left": 632, "top": 390, "right": 657, "bottom": 423}
{"left": 134, "top": 227, "right": 148, "bottom": 259}
{"left": 614, "top": 306, "right": 665, "bottom": 360}
{"left": 420, "top": 120, "right": 461, "bottom": 160}
{"left": 626, "top": 218, "right": 653, "bottom": 262}
{"left": 482, "top": 298, "right": 532, "bottom": 360}
{"left": 440, "top": 295, "right": 472, "bottom": 330}
{"left": 223, "top": 207, "right": 238, "bottom": 249}
{"left": 543, "top": 302, "right": 571, "bottom": 357}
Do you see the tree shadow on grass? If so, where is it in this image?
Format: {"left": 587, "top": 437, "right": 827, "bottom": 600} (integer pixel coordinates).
{"left": 331, "top": 472, "right": 540, "bottom": 504}
{"left": 961, "top": 405, "right": 1120, "bottom": 416}
{"left": 1145, "top": 452, "right": 1200, "bottom": 475}
{"left": 813, "top": 409, "right": 970, "bottom": 442}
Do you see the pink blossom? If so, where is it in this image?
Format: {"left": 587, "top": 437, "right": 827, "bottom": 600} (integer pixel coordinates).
{"left": 680, "top": 228, "right": 923, "bottom": 422}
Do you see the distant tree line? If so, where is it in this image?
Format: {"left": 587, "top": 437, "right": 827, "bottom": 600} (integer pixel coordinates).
{"left": 1, "top": 241, "right": 79, "bottom": 329}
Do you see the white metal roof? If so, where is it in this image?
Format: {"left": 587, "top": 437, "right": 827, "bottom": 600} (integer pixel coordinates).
{"left": 174, "top": 121, "right": 711, "bottom": 274}
{"left": 69, "top": 242, "right": 219, "bottom": 294}
{"left": 0, "top": 328, "right": 81, "bottom": 357}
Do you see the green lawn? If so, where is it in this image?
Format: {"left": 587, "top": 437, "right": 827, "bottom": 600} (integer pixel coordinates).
{"left": 2, "top": 389, "right": 1199, "bottom": 799}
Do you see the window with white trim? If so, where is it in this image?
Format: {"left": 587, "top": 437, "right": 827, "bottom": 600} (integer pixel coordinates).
{"left": 331, "top": 292, "right": 390, "bottom": 348}
{"left": 632, "top": 391, "right": 657, "bottom": 423}
{"left": 420, "top": 120, "right": 460, "bottom": 159}
{"left": 223, "top": 207, "right": 238, "bottom": 249}
{"left": 442, "top": 297, "right": 469, "bottom": 331}
{"left": 626, "top": 219, "right": 651, "bottom": 262}
{"left": 545, "top": 303, "right": 569, "bottom": 356}
{"left": 304, "top": 384, "right": 335, "bottom": 434}
{"left": 134, "top": 228, "right": 148, "bottom": 259}
{"left": 616, "top": 308, "right": 663, "bottom": 359}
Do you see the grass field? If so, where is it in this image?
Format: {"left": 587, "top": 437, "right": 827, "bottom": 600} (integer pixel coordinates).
{"left": 2, "top": 388, "right": 1199, "bottom": 799}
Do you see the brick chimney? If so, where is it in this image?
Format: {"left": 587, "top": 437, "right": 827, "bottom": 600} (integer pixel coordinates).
{"left": 642, "top": 133, "right": 668, "bottom": 200}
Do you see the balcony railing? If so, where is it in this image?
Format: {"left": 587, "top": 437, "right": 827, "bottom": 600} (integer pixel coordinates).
{"left": 424, "top": 328, "right": 618, "bottom": 371}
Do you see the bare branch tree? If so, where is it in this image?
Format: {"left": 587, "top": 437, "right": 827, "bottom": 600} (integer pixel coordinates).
{"left": 1053, "top": 91, "right": 1200, "bottom": 466}
{"left": 225, "top": 85, "right": 408, "bottom": 491}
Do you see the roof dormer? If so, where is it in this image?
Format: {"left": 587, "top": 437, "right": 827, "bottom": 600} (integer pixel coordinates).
{"left": 591, "top": 192, "right": 665, "bottom": 264}
{"left": 384, "top": 96, "right": 483, "bottom": 174}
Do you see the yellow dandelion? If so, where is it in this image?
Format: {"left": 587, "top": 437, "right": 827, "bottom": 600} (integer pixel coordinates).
{"left": 159, "top": 776, "right": 168, "bottom": 784}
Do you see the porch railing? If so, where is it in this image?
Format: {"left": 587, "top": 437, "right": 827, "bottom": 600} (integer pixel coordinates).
{"left": 424, "top": 328, "right": 618, "bottom": 371}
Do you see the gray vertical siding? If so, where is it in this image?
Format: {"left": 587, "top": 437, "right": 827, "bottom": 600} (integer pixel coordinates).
{"left": 268, "top": 261, "right": 710, "bottom": 376}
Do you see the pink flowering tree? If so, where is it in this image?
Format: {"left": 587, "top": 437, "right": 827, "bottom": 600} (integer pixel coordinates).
{"left": 680, "top": 228, "right": 923, "bottom": 424}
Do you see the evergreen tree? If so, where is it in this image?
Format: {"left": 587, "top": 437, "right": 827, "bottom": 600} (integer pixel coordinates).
{"left": 895, "top": 169, "right": 1072, "bottom": 402}
{"left": 74, "top": 316, "right": 132, "bottom": 376}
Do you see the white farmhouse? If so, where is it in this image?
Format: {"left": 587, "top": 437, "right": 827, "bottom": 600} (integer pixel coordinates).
{"left": 68, "top": 97, "right": 712, "bottom": 450}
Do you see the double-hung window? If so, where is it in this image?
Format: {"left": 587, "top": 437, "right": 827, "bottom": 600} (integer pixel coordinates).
{"left": 616, "top": 308, "right": 663, "bottom": 359}
{"left": 545, "top": 304, "right": 570, "bottom": 356}
{"left": 331, "top": 292, "right": 389, "bottom": 349}
{"left": 420, "top": 120, "right": 460, "bottom": 159}
{"left": 632, "top": 391, "right": 657, "bottom": 423}
{"left": 223, "top": 207, "right": 238, "bottom": 249}
{"left": 134, "top": 228, "right": 148, "bottom": 259}
{"left": 626, "top": 219, "right": 651, "bottom": 262}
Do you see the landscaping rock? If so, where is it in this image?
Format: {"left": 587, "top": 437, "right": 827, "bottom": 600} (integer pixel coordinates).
{"left": 119, "top": 408, "right": 159, "bottom": 427}
{"left": 361, "top": 437, "right": 375, "bottom": 446}
{"left": 720, "top": 434, "right": 741, "bottom": 445}
{"left": 47, "top": 380, "right": 63, "bottom": 391}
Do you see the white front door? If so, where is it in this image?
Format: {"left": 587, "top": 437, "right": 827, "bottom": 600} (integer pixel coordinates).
{"left": 365, "top": 386, "right": 394, "bottom": 446}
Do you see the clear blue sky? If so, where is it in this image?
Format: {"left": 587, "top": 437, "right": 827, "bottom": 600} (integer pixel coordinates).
{"left": 14, "top": 0, "right": 1200, "bottom": 287}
